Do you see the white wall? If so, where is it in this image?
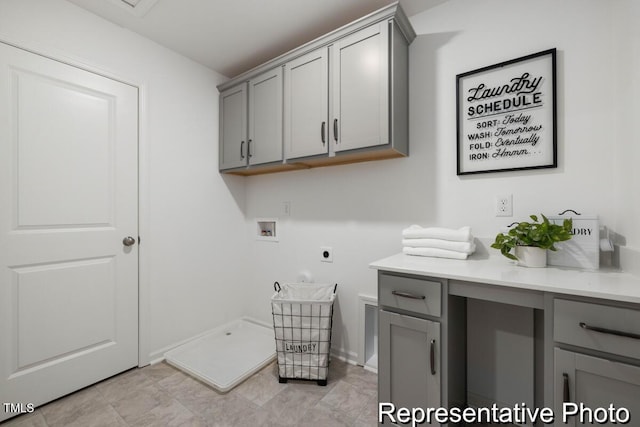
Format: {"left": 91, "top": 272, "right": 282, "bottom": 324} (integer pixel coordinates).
{"left": 2, "top": 0, "right": 637, "bottom": 367}
{"left": 612, "top": 0, "right": 640, "bottom": 271}
{"left": 0, "top": 0, "right": 248, "bottom": 362}
{"left": 243, "top": 0, "right": 640, "bottom": 361}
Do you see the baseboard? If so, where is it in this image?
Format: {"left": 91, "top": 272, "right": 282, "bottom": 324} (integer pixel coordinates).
{"left": 330, "top": 346, "right": 359, "bottom": 366}
{"left": 148, "top": 355, "right": 165, "bottom": 366}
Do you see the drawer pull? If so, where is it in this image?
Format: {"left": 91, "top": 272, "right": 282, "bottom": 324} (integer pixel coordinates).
{"left": 579, "top": 322, "right": 640, "bottom": 340}
{"left": 430, "top": 339, "right": 436, "bottom": 375}
{"left": 392, "top": 290, "right": 426, "bottom": 300}
{"left": 563, "top": 373, "right": 570, "bottom": 403}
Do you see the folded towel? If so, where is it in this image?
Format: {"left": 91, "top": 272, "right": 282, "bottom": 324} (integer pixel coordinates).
{"left": 403, "top": 246, "right": 470, "bottom": 260}
{"left": 402, "top": 238, "right": 476, "bottom": 254}
{"left": 402, "top": 225, "right": 472, "bottom": 242}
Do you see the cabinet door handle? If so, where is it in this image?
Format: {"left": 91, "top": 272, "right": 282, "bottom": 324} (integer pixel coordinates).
{"left": 240, "top": 141, "right": 245, "bottom": 159}
{"left": 333, "top": 118, "right": 338, "bottom": 142}
{"left": 321, "top": 121, "right": 326, "bottom": 145}
{"left": 391, "top": 290, "right": 425, "bottom": 300}
{"left": 579, "top": 322, "right": 640, "bottom": 340}
{"left": 563, "top": 373, "right": 570, "bottom": 403}
{"left": 430, "top": 339, "right": 436, "bottom": 375}
{"left": 248, "top": 139, "right": 253, "bottom": 158}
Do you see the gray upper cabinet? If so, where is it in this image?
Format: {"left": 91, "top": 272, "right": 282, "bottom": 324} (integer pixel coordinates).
{"left": 248, "top": 68, "right": 283, "bottom": 166}
{"left": 285, "top": 21, "right": 393, "bottom": 161}
{"left": 284, "top": 49, "right": 329, "bottom": 160}
{"left": 219, "top": 68, "right": 283, "bottom": 171}
{"left": 217, "top": 3, "right": 415, "bottom": 175}
{"left": 331, "top": 22, "right": 389, "bottom": 154}
{"left": 219, "top": 84, "right": 247, "bottom": 170}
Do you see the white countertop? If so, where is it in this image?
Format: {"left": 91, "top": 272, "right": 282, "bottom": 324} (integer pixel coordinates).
{"left": 370, "top": 253, "right": 640, "bottom": 304}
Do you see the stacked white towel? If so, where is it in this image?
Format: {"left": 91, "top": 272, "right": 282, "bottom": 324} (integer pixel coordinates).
{"left": 402, "top": 225, "right": 475, "bottom": 260}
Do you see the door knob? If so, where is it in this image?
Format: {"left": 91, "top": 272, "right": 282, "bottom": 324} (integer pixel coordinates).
{"left": 123, "top": 236, "right": 136, "bottom": 247}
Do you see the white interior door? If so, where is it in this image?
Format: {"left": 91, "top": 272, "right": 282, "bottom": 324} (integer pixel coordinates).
{"left": 0, "top": 42, "right": 138, "bottom": 422}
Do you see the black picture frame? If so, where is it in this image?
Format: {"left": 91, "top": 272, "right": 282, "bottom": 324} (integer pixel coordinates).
{"left": 456, "top": 49, "right": 557, "bottom": 175}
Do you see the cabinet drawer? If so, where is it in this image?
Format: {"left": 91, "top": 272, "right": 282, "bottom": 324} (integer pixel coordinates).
{"left": 379, "top": 272, "right": 441, "bottom": 317}
{"left": 554, "top": 299, "right": 640, "bottom": 360}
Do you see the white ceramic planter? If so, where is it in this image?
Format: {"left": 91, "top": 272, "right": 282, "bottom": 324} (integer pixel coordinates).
{"left": 515, "top": 246, "right": 547, "bottom": 268}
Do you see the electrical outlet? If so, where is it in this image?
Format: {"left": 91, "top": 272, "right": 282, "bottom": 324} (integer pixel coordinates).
{"left": 320, "top": 247, "right": 333, "bottom": 263}
{"left": 495, "top": 194, "right": 513, "bottom": 217}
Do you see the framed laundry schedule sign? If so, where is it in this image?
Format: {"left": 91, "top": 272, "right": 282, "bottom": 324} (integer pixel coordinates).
{"left": 456, "top": 49, "right": 557, "bottom": 175}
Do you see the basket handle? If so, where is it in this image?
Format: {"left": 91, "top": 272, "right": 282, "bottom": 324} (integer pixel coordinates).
{"left": 274, "top": 281, "right": 281, "bottom": 292}
{"left": 558, "top": 209, "right": 581, "bottom": 216}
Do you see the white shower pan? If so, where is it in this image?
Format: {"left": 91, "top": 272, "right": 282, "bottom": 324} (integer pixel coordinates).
{"left": 164, "top": 317, "right": 276, "bottom": 392}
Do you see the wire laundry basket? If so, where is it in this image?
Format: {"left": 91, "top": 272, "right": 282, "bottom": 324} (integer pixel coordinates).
{"left": 271, "top": 281, "right": 337, "bottom": 386}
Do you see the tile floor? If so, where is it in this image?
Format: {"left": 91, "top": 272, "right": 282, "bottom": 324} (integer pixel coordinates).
{"left": 1, "top": 359, "right": 378, "bottom": 427}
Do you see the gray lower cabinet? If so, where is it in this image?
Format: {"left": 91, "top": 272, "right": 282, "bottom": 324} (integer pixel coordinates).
{"left": 378, "top": 310, "right": 441, "bottom": 425}
{"left": 373, "top": 266, "right": 640, "bottom": 426}
{"left": 554, "top": 298, "right": 640, "bottom": 426}
{"left": 378, "top": 271, "right": 447, "bottom": 425}
{"left": 554, "top": 348, "right": 640, "bottom": 426}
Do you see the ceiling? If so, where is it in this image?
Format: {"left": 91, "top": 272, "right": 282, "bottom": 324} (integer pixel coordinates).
{"left": 65, "top": 0, "right": 442, "bottom": 78}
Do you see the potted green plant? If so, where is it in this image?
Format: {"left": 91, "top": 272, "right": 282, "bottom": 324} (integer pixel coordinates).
{"left": 491, "top": 214, "right": 573, "bottom": 267}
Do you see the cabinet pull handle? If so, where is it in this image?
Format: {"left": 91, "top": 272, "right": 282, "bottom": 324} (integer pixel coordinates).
{"left": 248, "top": 139, "right": 253, "bottom": 158}
{"left": 430, "top": 339, "right": 436, "bottom": 375}
{"left": 240, "top": 141, "right": 245, "bottom": 159}
{"left": 563, "top": 373, "right": 570, "bottom": 403}
{"left": 391, "top": 290, "right": 425, "bottom": 300}
{"left": 333, "top": 118, "right": 338, "bottom": 142}
{"left": 579, "top": 322, "right": 640, "bottom": 340}
{"left": 321, "top": 121, "right": 326, "bottom": 145}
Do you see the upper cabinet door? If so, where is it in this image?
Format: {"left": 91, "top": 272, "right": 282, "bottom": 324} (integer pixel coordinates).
{"left": 331, "top": 22, "right": 389, "bottom": 153}
{"left": 248, "top": 68, "right": 283, "bottom": 165}
{"left": 284, "top": 48, "right": 329, "bottom": 160}
{"left": 219, "top": 84, "right": 247, "bottom": 170}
